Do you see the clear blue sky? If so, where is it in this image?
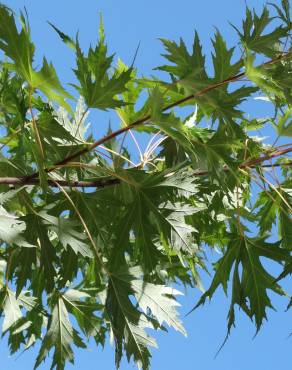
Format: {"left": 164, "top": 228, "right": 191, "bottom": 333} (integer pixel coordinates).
{"left": 1, "top": 1, "right": 291, "bottom": 369}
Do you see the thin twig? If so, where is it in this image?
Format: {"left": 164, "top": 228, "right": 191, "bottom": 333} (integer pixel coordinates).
{"left": 98, "top": 144, "right": 136, "bottom": 166}
{"left": 29, "top": 90, "right": 44, "bottom": 160}
{"left": 128, "top": 130, "right": 143, "bottom": 162}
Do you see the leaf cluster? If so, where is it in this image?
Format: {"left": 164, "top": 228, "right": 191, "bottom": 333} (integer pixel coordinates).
{"left": 0, "top": 2, "right": 291, "bottom": 369}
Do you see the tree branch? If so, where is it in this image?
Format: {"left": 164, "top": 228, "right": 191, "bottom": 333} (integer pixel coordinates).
{"left": 1, "top": 150, "right": 291, "bottom": 188}
{"left": 0, "top": 177, "right": 120, "bottom": 188}
{"left": 22, "top": 52, "right": 291, "bottom": 182}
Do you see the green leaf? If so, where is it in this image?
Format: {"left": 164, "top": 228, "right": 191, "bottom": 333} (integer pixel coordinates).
{"left": 255, "top": 187, "right": 292, "bottom": 249}
{"left": 132, "top": 193, "right": 165, "bottom": 271}
{"left": 106, "top": 276, "right": 156, "bottom": 369}
{"left": 0, "top": 205, "right": 32, "bottom": 247}
{"left": 106, "top": 266, "right": 185, "bottom": 370}
{"left": 157, "top": 32, "right": 208, "bottom": 81}
{"left": 254, "top": 191, "right": 278, "bottom": 235}
{"left": 0, "top": 6, "right": 34, "bottom": 81}
{"left": 246, "top": 52, "right": 292, "bottom": 108}
{"left": 115, "top": 60, "right": 149, "bottom": 126}
{"left": 35, "top": 296, "right": 86, "bottom": 370}
{"left": 31, "top": 58, "right": 72, "bottom": 111}
{"left": 73, "top": 18, "right": 132, "bottom": 110}
{"left": 63, "top": 289, "right": 103, "bottom": 338}
{"left": 275, "top": 108, "right": 292, "bottom": 137}
{"left": 33, "top": 216, "right": 57, "bottom": 292}
{"left": 194, "top": 236, "right": 290, "bottom": 332}
{"left": 211, "top": 30, "right": 242, "bottom": 82}
{"left": 148, "top": 87, "right": 200, "bottom": 163}
{"left": 269, "top": 0, "right": 291, "bottom": 27}
{"left": 48, "top": 22, "right": 76, "bottom": 50}
{"left": 276, "top": 261, "right": 292, "bottom": 282}
{"left": 232, "top": 7, "right": 287, "bottom": 57}
{"left": 130, "top": 278, "right": 186, "bottom": 336}
{"left": 0, "top": 288, "right": 22, "bottom": 333}
{"left": 160, "top": 201, "right": 198, "bottom": 252}
{"left": 54, "top": 96, "right": 90, "bottom": 142}
{"left": 143, "top": 166, "right": 200, "bottom": 193}
{"left": 39, "top": 211, "right": 93, "bottom": 258}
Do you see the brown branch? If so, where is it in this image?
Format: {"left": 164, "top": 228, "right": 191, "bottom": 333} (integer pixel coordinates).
{"left": 258, "top": 161, "right": 292, "bottom": 169}
{"left": 242, "top": 147, "right": 292, "bottom": 167}
{"left": 1, "top": 152, "right": 291, "bottom": 188}
{"left": 22, "top": 52, "right": 291, "bottom": 182}
{"left": 0, "top": 177, "right": 120, "bottom": 188}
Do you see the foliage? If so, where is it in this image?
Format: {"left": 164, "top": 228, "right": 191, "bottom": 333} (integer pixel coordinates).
{"left": 0, "top": 1, "right": 291, "bottom": 369}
